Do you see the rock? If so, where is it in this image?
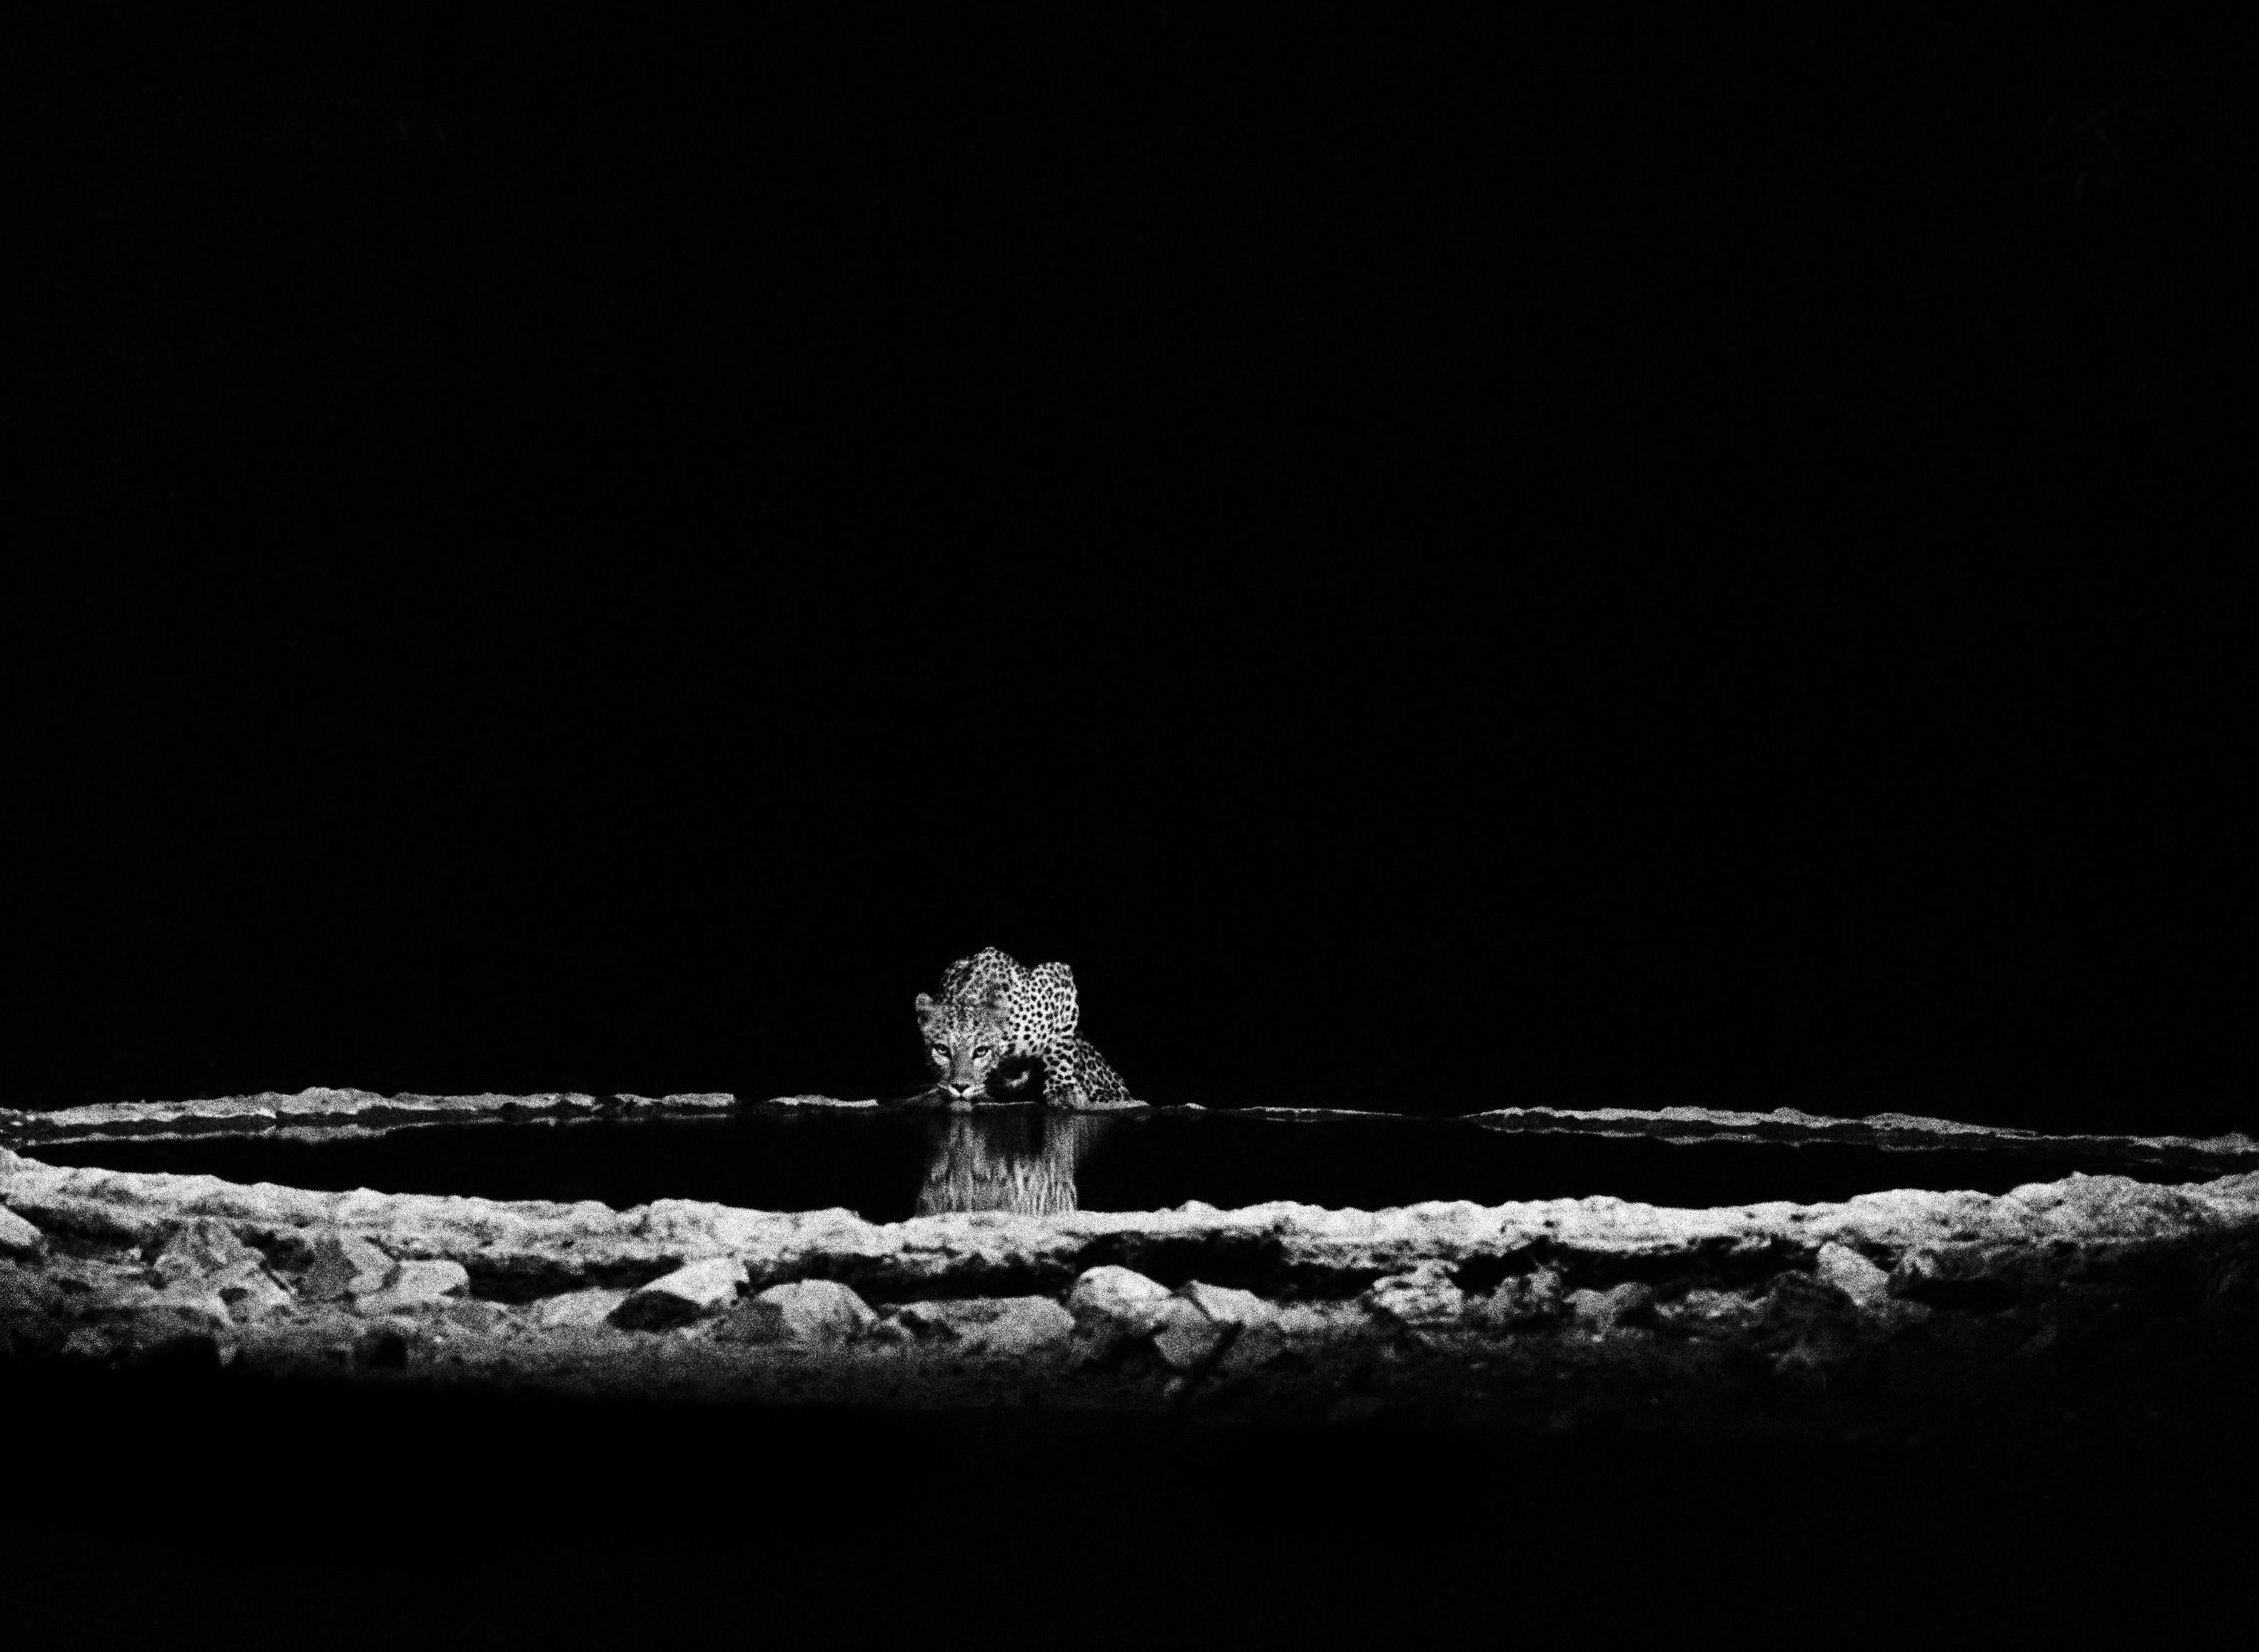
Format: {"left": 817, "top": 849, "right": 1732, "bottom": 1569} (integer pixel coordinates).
{"left": 1761, "top": 1260, "right": 1931, "bottom": 1344}
{"left": 211, "top": 1259, "right": 295, "bottom": 1322}
{"left": 611, "top": 1257, "right": 749, "bottom": 1331}
{"left": 1135, "top": 1280, "right": 1282, "bottom": 1375}
{"left": 1815, "top": 1242, "right": 1893, "bottom": 1314}
{"left": 1067, "top": 1265, "right": 1176, "bottom": 1339}
{"left": 355, "top": 1259, "right": 471, "bottom": 1315}
{"left": 1366, "top": 1262, "right": 1467, "bottom": 1327}
{"left": 438, "top": 1298, "right": 515, "bottom": 1336}
{"left": 1177, "top": 1280, "right": 1276, "bottom": 1331}
{"left": 1888, "top": 1245, "right": 2020, "bottom": 1311}
{"left": 151, "top": 1218, "right": 263, "bottom": 1285}
{"left": 148, "top": 1282, "right": 234, "bottom": 1333}
{"left": 0, "top": 1204, "right": 44, "bottom": 1258}
{"left": 1477, "top": 1267, "right": 1566, "bottom": 1329}
{"left": 887, "top": 1300, "right": 971, "bottom": 1341}
{"left": 535, "top": 1287, "right": 632, "bottom": 1329}
{"left": 1662, "top": 1287, "right": 1757, "bottom": 1328}
{"left": 1151, "top": 1297, "right": 1228, "bottom": 1371}
{"left": 1066, "top": 1264, "right": 1228, "bottom": 1368}
{"left": 1567, "top": 1282, "right": 1657, "bottom": 1332}
{"left": 300, "top": 1232, "right": 398, "bottom": 1301}
{"left": 714, "top": 1278, "right": 877, "bottom": 1344}
{"left": 971, "top": 1297, "right": 1074, "bottom": 1356}
{"left": 1275, "top": 1302, "right": 1356, "bottom": 1339}
{"left": 1212, "top": 1319, "right": 1289, "bottom": 1379}
{"left": 889, "top": 1297, "right": 1074, "bottom": 1356}
{"left": 137, "top": 1228, "right": 291, "bottom": 1327}
{"left": 610, "top": 1093, "right": 739, "bottom": 1112}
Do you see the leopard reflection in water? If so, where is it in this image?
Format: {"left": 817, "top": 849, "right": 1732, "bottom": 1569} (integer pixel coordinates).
{"left": 914, "top": 1112, "right": 1115, "bottom": 1217}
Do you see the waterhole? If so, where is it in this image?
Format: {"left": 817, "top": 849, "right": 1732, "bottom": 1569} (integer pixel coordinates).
{"left": 22, "top": 1106, "right": 2208, "bottom": 1220}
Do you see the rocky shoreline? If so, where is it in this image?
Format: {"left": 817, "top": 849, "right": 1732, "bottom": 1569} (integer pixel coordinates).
{"left": 0, "top": 1086, "right": 745, "bottom": 1145}
{"left": 6, "top": 1094, "right": 2258, "bottom": 1443}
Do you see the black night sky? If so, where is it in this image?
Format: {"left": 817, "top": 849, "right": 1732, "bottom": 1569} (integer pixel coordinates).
{"left": 16, "top": 8, "right": 2255, "bottom": 1135}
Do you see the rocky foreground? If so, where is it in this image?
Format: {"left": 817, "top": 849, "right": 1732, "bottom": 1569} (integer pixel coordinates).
{"left": 6, "top": 1103, "right": 2259, "bottom": 1442}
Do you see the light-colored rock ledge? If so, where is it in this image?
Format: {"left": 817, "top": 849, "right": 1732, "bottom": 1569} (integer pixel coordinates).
{"left": 6, "top": 1141, "right": 2258, "bottom": 1439}
{"left": 1463, "top": 1105, "right": 2259, "bottom": 1175}
{"left": 0, "top": 1088, "right": 739, "bottom": 1145}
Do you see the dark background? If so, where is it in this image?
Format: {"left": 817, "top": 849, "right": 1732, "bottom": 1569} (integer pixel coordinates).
{"left": 14, "top": 7, "right": 2254, "bottom": 1134}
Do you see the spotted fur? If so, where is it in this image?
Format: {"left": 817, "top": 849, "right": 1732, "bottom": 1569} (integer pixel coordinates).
{"left": 914, "top": 946, "right": 1136, "bottom": 1110}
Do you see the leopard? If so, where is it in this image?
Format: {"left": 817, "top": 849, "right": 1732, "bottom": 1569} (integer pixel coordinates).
{"left": 914, "top": 946, "right": 1138, "bottom": 1110}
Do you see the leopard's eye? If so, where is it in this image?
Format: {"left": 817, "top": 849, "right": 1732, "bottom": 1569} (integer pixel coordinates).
{"left": 929, "top": 1044, "right": 949, "bottom": 1060}
{"left": 974, "top": 1045, "right": 991, "bottom": 1059}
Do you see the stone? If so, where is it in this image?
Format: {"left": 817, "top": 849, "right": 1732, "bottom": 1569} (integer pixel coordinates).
{"left": 301, "top": 1232, "right": 398, "bottom": 1301}
{"left": 611, "top": 1257, "right": 749, "bottom": 1331}
{"left": 1366, "top": 1262, "right": 1467, "bottom": 1327}
{"left": 1661, "top": 1287, "right": 1757, "bottom": 1329}
{"left": 438, "top": 1298, "right": 515, "bottom": 1336}
{"left": 1567, "top": 1282, "right": 1657, "bottom": 1333}
{"left": 0, "top": 1204, "right": 44, "bottom": 1258}
{"left": 610, "top": 1093, "right": 738, "bottom": 1112}
{"left": 211, "top": 1258, "right": 295, "bottom": 1322}
{"left": 714, "top": 1278, "right": 877, "bottom": 1344}
{"left": 1067, "top": 1265, "right": 1176, "bottom": 1339}
{"left": 1212, "top": 1319, "right": 1289, "bottom": 1380}
{"left": 1888, "top": 1245, "right": 2021, "bottom": 1310}
{"left": 1275, "top": 1302, "right": 1353, "bottom": 1339}
{"left": 890, "top": 1297, "right": 1074, "bottom": 1356}
{"left": 1478, "top": 1267, "right": 1566, "bottom": 1329}
{"left": 1815, "top": 1242, "right": 1894, "bottom": 1314}
{"left": 151, "top": 1218, "right": 263, "bottom": 1285}
{"left": 885, "top": 1301, "right": 954, "bottom": 1341}
{"left": 148, "top": 1282, "right": 235, "bottom": 1333}
{"left": 961, "top": 1297, "right": 1073, "bottom": 1356}
{"left": 1177, "top": 1280, "right": 1276, "bottom": 1331}
{"left": 354, "top": 1259, "right": 471, "bottom": 1315}
{"left": 1151, "top": 1297, "right": 1228, "bottom": 1371}
{"left": 535, "top": 1287, "right": 631, "bottom": 1329}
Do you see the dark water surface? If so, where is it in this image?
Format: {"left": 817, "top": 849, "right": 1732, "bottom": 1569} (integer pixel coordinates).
{"left": 27, "top": 1108, "right": 2198, "bottom": 1220}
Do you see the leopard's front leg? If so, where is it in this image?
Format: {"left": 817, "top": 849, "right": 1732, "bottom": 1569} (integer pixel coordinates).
{"left": 1042, "top": 1036, "right": 1138, "bottom": 1110}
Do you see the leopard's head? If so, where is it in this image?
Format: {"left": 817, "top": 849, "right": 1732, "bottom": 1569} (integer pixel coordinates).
{"left": 915, "top": 992, "right": 1015, "bottom": 1105}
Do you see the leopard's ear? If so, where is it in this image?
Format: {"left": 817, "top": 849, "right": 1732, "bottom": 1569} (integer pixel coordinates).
{"left": 915, "top": 992, "right": 940, "bottom": 1029}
